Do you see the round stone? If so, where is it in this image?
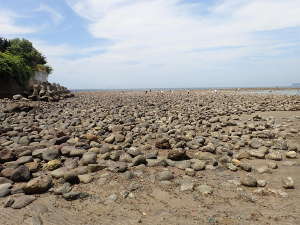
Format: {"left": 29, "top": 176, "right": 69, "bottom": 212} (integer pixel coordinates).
{"left": 241, "top": 175, "right": 257, "bottom": 187}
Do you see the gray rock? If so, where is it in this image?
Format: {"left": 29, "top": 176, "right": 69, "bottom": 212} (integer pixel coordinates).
{"left": 227, "top": 163, "right": 238, "bottom": 171}
{"left": 131, "top": 155, "right": 146, "bottom": 166}
{"left": 88, "top": 164, "right": 106, "bottom": 172}
{"left": 205, "top": 165, "right": 216, "bottom": 170}
{"left": 196, "top": 184, "right": 213, "bottom": 195}
{"left": 53, "top": 182, "right": 72, "bottom": 195}
{"left": 235, "top": 151, "right": 250, "bottom": 160}
{"left": 249, "top": 149, "right": 266, "bottom": 159}
{"left": 10, "top": 183, "right": 25, "bottom": 195}
{"left": 23, "top": 175, "right": 52, "bottom": 194}
{"left": 16, "top": 156, "right": 33, "bottom": 165}
{"left": 282, "top": 177, "right": 294, "bottom": 189}
{"left": 64, "top": 171, "right": 80, "bottom": 184}
{"left": 127, "top": 147, "right": 142, "bottom": 157}
{"left": 105, "top": 194, "right": 118, "bottom": 203}
{"left": 180, "top": 182, "right": 194, "bottom": 191}
{"left": 157, "top": 171, "right": 174, "bottom": 181}
{"left": 241, "top": 175, "right": 257, "bottom": 187}
{"left": 64, "top": 158, "right": 79, "bottom": 169}
{"left": 73, "top": 166, "right": 89, "bottom": 175}
{"left": 3, "top": 197, "right": 14, "bottom": 207}
{"left": 167, "top": 149, "right": 187, "bottom": 160}
{"left": 3, "top": 161, "right": 19, "bottom": 169}
{"left": 185, "top": 168, "right": 196, "bottom": 176}
{"left": 104, "top": 135, "right": 115, "bottom": 144}
{"left": 286, "top": 151, "right": 297, "bottom": 159}
{"left": 51, "top": 167, "right": 69, "bottom": 178}
{"left": 115, "top": 134, "right": 125, "bottom": 143}
{"left": 110, "top": 150, "right": 122, "bottom": 161}
{"left": 165, "top": 159, "right": 176, "bottom": 167}
{"left": 146, "top": 159, "right": 167, "bottom": 167}
{"left": 19, "top": 136, "right": 30, "bottom": 145}
{"left": 80, "top": 152, "right": 97, "bottom": 165}
{"left": 249, "top": 138, "right": 262, "bottom": 149}
{"left": 69, "top": 149, "right": 86, "bottom": 157}
{"left": 13, "top": 94, "right": 23, "bottom": 100}
{"left": 266, "top": 151, "right": 282, "bottom": 161}
{"left": 257, "top": 179, "right": 267, "bottom": 187}
{"left": 10, "top": 165, "right": 31, "bottom": 182}
{"left": 11, "top": 195, "right": 36, "bottom": 209}
{"left": 145, "top": 151, "right": 158, "bottom": 159}
{"left": 174, "top": 160, "right": 191, "bottom": 170}
{"left": 239, "top": 162, "right": 252, "bottom": 172}
{"left": 42, "top": 148, "right": 59, "bottom": 161}
{"left": 63, "top": 192, "right": 89, "bottom": 201}
{"left": 78, "top": 174, "right": 93, "bottom": 184}
{"left": 155, "top": 138, "right": 171, "bottom": 149}
{"left": 191, "top": 161, "right": 206, "bottom": 171}
{"left": 119, "top": 153, "right": 133, "bottom": 163}
{"left": 0, "top": 183, "right": 12, "bottom": 197}
{"left": 0, "top": 177, "right": 13, "bottom": 185}
{"left": 99, "top": 144, "right": 111, "bottom": 154}
{"left": 32, "top": 148, "right": 47, "bottom": 158}
{"left": 194, "top": 152, "right": 216, "bottom": 161}
{"left": 1, "top": 168, "right": 15, "bottom": 178}
{"left": 0, "top": 149, "right": 16, "bottom": 163}
{"left": 60, "top": 146, "right": 73, "bottom": 155}
{"left": 202, "top": 143, "right": 216, "bottom": 153}
{"left": 267, "top": 161, "right": 278, "bottom": 169}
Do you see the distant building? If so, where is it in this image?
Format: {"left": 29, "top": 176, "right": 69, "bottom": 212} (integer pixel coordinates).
{"left": 28, "top": 71, "right": 49, "bottom": 87}
{"left": 32, "top": 71, "right": 49, "bottom": 82}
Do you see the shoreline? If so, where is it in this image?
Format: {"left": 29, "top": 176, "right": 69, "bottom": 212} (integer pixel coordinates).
{"left": 72, "top": 86, "right": 300, "bottom": 92}
{"left": 0, "top": 91, "right": 300, "bottom": 225}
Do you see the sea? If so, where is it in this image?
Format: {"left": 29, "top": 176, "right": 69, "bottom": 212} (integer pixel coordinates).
{"left": 71, "top": 87, "right": 300, "bottom": 96}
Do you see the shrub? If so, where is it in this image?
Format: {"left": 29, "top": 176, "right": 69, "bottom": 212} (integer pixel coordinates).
{"left": 0, "top": 52, "right": 33, "bottom": 87}
{"left": 0, "top": 38, "right": 11, "bottom": 52}
{"left": 8, "top": 38, "right": 47, "bottom": 68}
{"left": 0, "top": 37, "right": 53, "bottom": 87}
{"left": 35, "top": 64, "right": 53, "bottom": 74}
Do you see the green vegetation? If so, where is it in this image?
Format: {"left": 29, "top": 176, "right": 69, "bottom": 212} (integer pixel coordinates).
{"left": 0, "top": 38, "right": 10, "bottom": 52}
{"left": 0, "top": 37, "right": 53, "bottom": 87}
{"left": 0, "top": 52, "right": 33, "bottom": 86}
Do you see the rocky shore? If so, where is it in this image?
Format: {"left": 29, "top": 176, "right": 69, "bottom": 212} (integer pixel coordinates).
{"left": 0, "top": 90, "right": 300, "bottom": 225}
{"left": 11, "top": 81, "right": 74, "bottom": 102}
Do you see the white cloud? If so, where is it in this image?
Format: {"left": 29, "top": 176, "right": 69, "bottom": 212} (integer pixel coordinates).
{"left": 35, "top": 4, "right": 63, "bottom": 24}
{"left": 65, "top": 0, "right": 300, "bottom": 65}
{"left": 48, "top": 0, "right": 300, "bottom": 88}
{"left": 0, "top": 10, "right": 36, "bottom": 35}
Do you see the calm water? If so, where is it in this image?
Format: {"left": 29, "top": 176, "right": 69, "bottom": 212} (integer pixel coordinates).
{"left": 72, "top": 88, "right": 300, "bottom": 96}
{"left": 245, "top": 90, "right": 300, "bottom": 96}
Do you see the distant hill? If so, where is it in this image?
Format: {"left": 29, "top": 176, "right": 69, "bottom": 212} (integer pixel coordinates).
{"left": 292, "top": 83, "right": 300, "bottom": 87}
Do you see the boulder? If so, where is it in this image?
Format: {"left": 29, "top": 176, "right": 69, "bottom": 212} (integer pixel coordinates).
{"left": 23, "top": 175, "right": 52, "bottom": 194}
{"left": 10, "top": 165, "right": 31, "bottom": 182}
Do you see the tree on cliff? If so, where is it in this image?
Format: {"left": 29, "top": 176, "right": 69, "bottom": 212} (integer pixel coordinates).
{"left": 0, "top": 37, "right": 53, "bottom": 86}
{"left": 8, "top": 38, "right": 47, "bottom": 68}
{"left": 0, "top": 38, "right": 10, "bottom": 52}
{"left": 0, "top": 52, "right": 33, "bottom": 85}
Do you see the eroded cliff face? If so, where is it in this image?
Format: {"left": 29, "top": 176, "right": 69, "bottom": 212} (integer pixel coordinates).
{"left": 0, "top": 76, "right": 26, "bottom": 98}
{"left": 0, "top": 71, "right": 49, "bottom": 98}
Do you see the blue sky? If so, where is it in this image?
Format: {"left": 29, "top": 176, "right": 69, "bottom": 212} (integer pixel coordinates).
{"left": 1, "top": 0, "right": 300, "bottom": 89}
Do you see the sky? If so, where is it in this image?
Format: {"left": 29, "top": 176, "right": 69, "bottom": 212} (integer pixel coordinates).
{"left": 1, "top": 0, "right": 300, "bottom": 89}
